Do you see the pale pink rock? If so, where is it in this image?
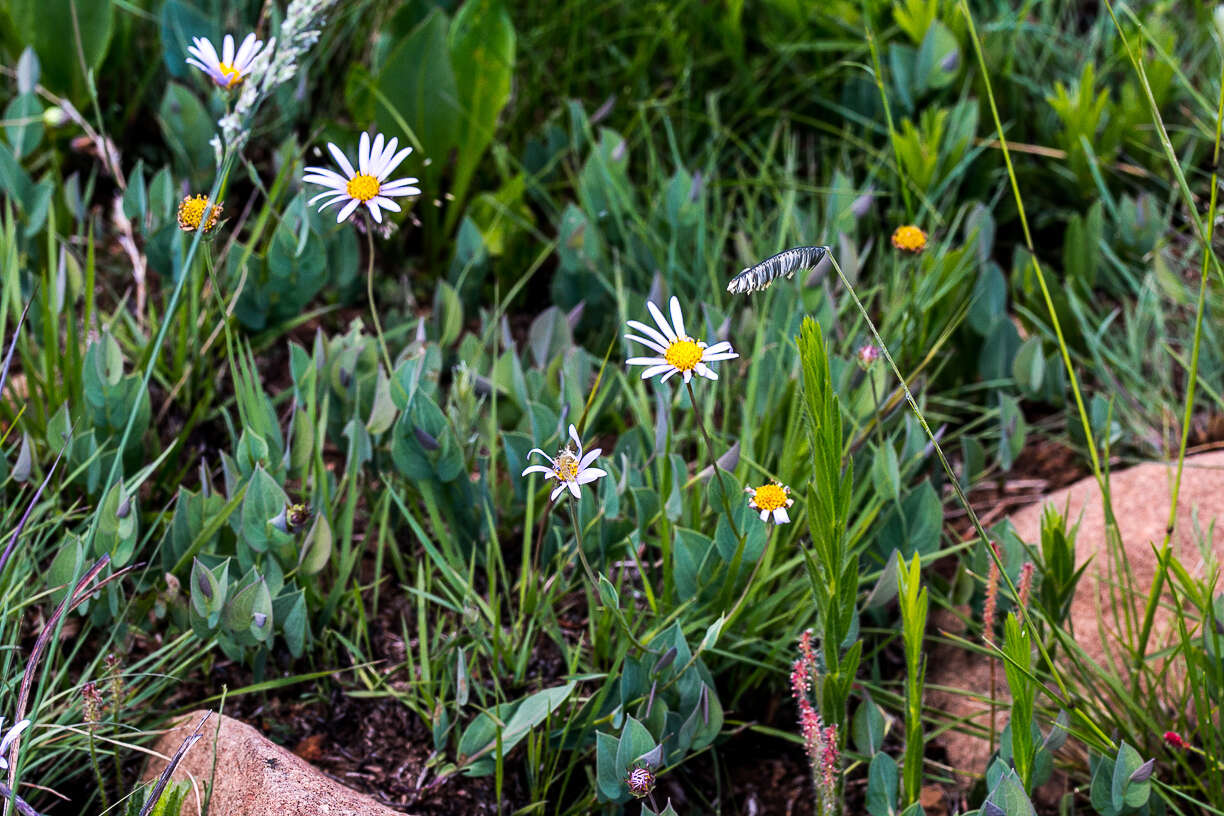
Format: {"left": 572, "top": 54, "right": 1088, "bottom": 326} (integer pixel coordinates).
{"left": 143, "top": 711, "right": 407, "bottom": 816}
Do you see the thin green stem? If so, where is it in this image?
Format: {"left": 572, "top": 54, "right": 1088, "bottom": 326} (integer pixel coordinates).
{"left": 566, "top": 501, "right": 599, "bottom": 588}
{"left": 87, "top": 728, "right": 108, "bottom": 812}
{"left": 686, "top": 380, "right": 742, "bottom": 542}
{"left": 365, "top": 227, "right": 394, "bottom": 376}
{"left": 958, "top": 0, "right": 1107, "bottom": 493}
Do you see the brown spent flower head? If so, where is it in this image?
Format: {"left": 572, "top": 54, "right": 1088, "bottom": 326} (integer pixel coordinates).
{"left": 286, "top": 503, "right": 312, "bottom": 532}
{"left": 177, "top": 194, "right": 222, "bottom": 233}
{"left": 82, "top": 682, "right": 103, "bottom": 728}
{"left": 891, "top": 224, "right": 927, "bottom": 253}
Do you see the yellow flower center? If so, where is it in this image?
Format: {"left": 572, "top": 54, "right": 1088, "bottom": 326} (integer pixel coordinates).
{"left": 177, "top": 195, "right": 221, "bottom": 233}
{"left": 553, "top": 451, "right": 580, "bottom": 482}
{"left": 664, "top": 338, "right": 704, "bottom": 372}
{"left": 752, "top": 483, "right": 788, "bottom": 512}
{"left": 891, "top": 225, "right": 927, "bottom": 253}
{"left": 218, "top": 63, "right": 243, "bottom": 88}
{"left": 346, "top": 173, "right": 381, "bottom": 202}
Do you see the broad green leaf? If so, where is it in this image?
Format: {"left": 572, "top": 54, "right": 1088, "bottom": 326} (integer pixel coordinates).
{"left": 447, "top": 0, "right": 515, "bottom": 222}
{"left": 4, "top": 93, "right": 43, "bottom": 158}
{"left": 854, "top": 695, "right": 887, "bottom": 755}
{"left": 865, "top": 753, "right": 898, "bottom": 816}
{"left": 299, "top": 512, "right": 332, "bottom": 575}
{"left": 4, "top": 0, "right": 114, "bottom": 98}
{"left": 375, "top": 10, "right": 459, "bottom": 192}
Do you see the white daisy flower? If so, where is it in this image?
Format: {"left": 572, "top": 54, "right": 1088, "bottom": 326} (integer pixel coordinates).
{"left": 745, "top": 481, "right": 793, "bottom": 524}
{"left": 303, "top": 132, "right": 421, "bottom": 224}
{"left": 625, "top": 296, "right": 738, "bottom": 383}
{"left": 521, "top": 424, "right": 608, "bottom": 501}
{"left": 0, "top": 717, "right": 31, "bottom": 770}
{"left": 186, "top": 33, "right": 264, "bottom": 89}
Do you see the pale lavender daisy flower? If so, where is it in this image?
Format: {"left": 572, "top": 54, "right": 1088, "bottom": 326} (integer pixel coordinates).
{"left": 521, "top": 424, "right": 607, "bottom": 501}
{"left": 625, "top": 296, "right": 738, "bottom": 383}
{"left": 303, "top": 131, "right": 421, "bottom": 224}
{"left": 186, "top": 33, "right": 264, "bottom": 89}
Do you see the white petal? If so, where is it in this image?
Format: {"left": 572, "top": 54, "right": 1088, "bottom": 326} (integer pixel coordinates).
{"left": 682, "top": 370, "right": 694, "bottom": 383}
{"left": 327, "top": 143, "right": 356, "bottom": 178}
{"left": 702, "top": 351, "right": 739, "bottom": 362}
{"left": 550, "top": 483, "right": 568, "bottom": 501}
{"left": 638, "top": 363, "right": 674, "bottom": 380}
{"left": 366, "top": 199, "right": 383, "bottom": 223}
{"left": 576, "top": 468, "right": 607, "bottom": 484}
{"left": 521, "top": 465, "right": 556, "bottom": 477}
{"left": 316, "top": 196, "right": 349, "bottom": 213}
{"left": 760, "top": 509, "right": 770, "bottom": 521}
{"left": 568, "top": 424, "right": 582, "bottom": 450}
{"left": 308, "top": 190, "right": 349, "bottom": 205}
{"left": 646, "top": 300, "right": 677, "bottom": 341}
{"left": 624, "top": 333, "right": 667, "bottom": 354}
{"left": 380, "top": 146, "right": 413, "bottom": 180}
{"left": 236, "top": 33, "right": 257, "bottom": 66}
{"left": 774, "top": 507, "right": 790, "bottom": 524}
{"left": 0, "top": 720, "right": 30, "bottom": 753}
{"left": 336, "top": 198, "right": 361, "bottom": 223}
{"left": 358, "top": 131, "right": 371, "bottom": 175}
{"left": 625, "top": 356, "right": 667, "bottom": 366}
{"left": 696, "top": 365, "right": 718, "bottom": 381}
{"left": 568, "top": 481, "right": 581, "bottom": 499}
{"left": 370, "top": 133, "right": 385, "bottom": 176}
{"left": 376, "top": 137, "right": 398, "bottom": 175}
{"left": 659, "top": 368, "right": 680, "bottom": 383}
{"left": 303, "top": 170, "right": 348, "bottom": 187}
{"left": 379, "top": 182, "right": 420, "bottom": 197}
{"left": 381, "top": 174, "right": 420, "bottom": 188}
{"left": 196, "top": 37, "right": 220, "bottom": 67}
{"left": 626, "top": 319, "right": 671, "bottom": 350}
{"left": 578, "top": 447, "right": 601, "bottom": 470}
{"left": 527, "top": 448, "right": 557, "bottom": 467}
{"left": 668, "top": 296, "right": 687, "bottom": 339}
{"left": 704, "top": 341, "right": 735, "bottom": 355}
{"left": 372, "top": 196, "right": 401, "bottom": 212}
{"left": 185, "top": 57, "right": 213, "bottom": 74}
{"left": 222, "top": 34, "right": 235, "bottom": 65}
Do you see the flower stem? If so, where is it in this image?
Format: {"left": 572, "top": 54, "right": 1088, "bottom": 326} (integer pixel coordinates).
{"left": 685, "top": 380, "right": 742, "bottom": 542}
{"left": 365, "top": 227, "right": 394, "bottom": 376}
{"left": 566, "top": 501, "right": 599, "bottom": 587}
{"left": 87, "top": 729, "right": 108, "bottom": 812}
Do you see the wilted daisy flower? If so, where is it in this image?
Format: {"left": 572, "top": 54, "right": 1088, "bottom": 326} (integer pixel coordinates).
{"left": 745, "top": 480, "right": 793, "bottom": 524}
{"left": 521, "top": 424, "right": 607, "bottom": 501}
{"left": 891, "top": 224, "right": 927, "bottom": 253}
{"left": 177, "top": 194, "right": 222, "bottom": 233}
{"left": 186, "top": 33, "right": 264, "bottom": 89}
{"left": 625, "top": 296, "right": 738, "bottom": 383}
{"left": 303, "top": 132, "right": 421, "bottom": 224}
{"left": 0, "top": 717, "right": 31, "bottom": 770}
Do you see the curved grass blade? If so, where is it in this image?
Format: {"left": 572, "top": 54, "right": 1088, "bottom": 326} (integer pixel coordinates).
{"left": 0, "top": 296, "right": 34, "bottom": 401}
